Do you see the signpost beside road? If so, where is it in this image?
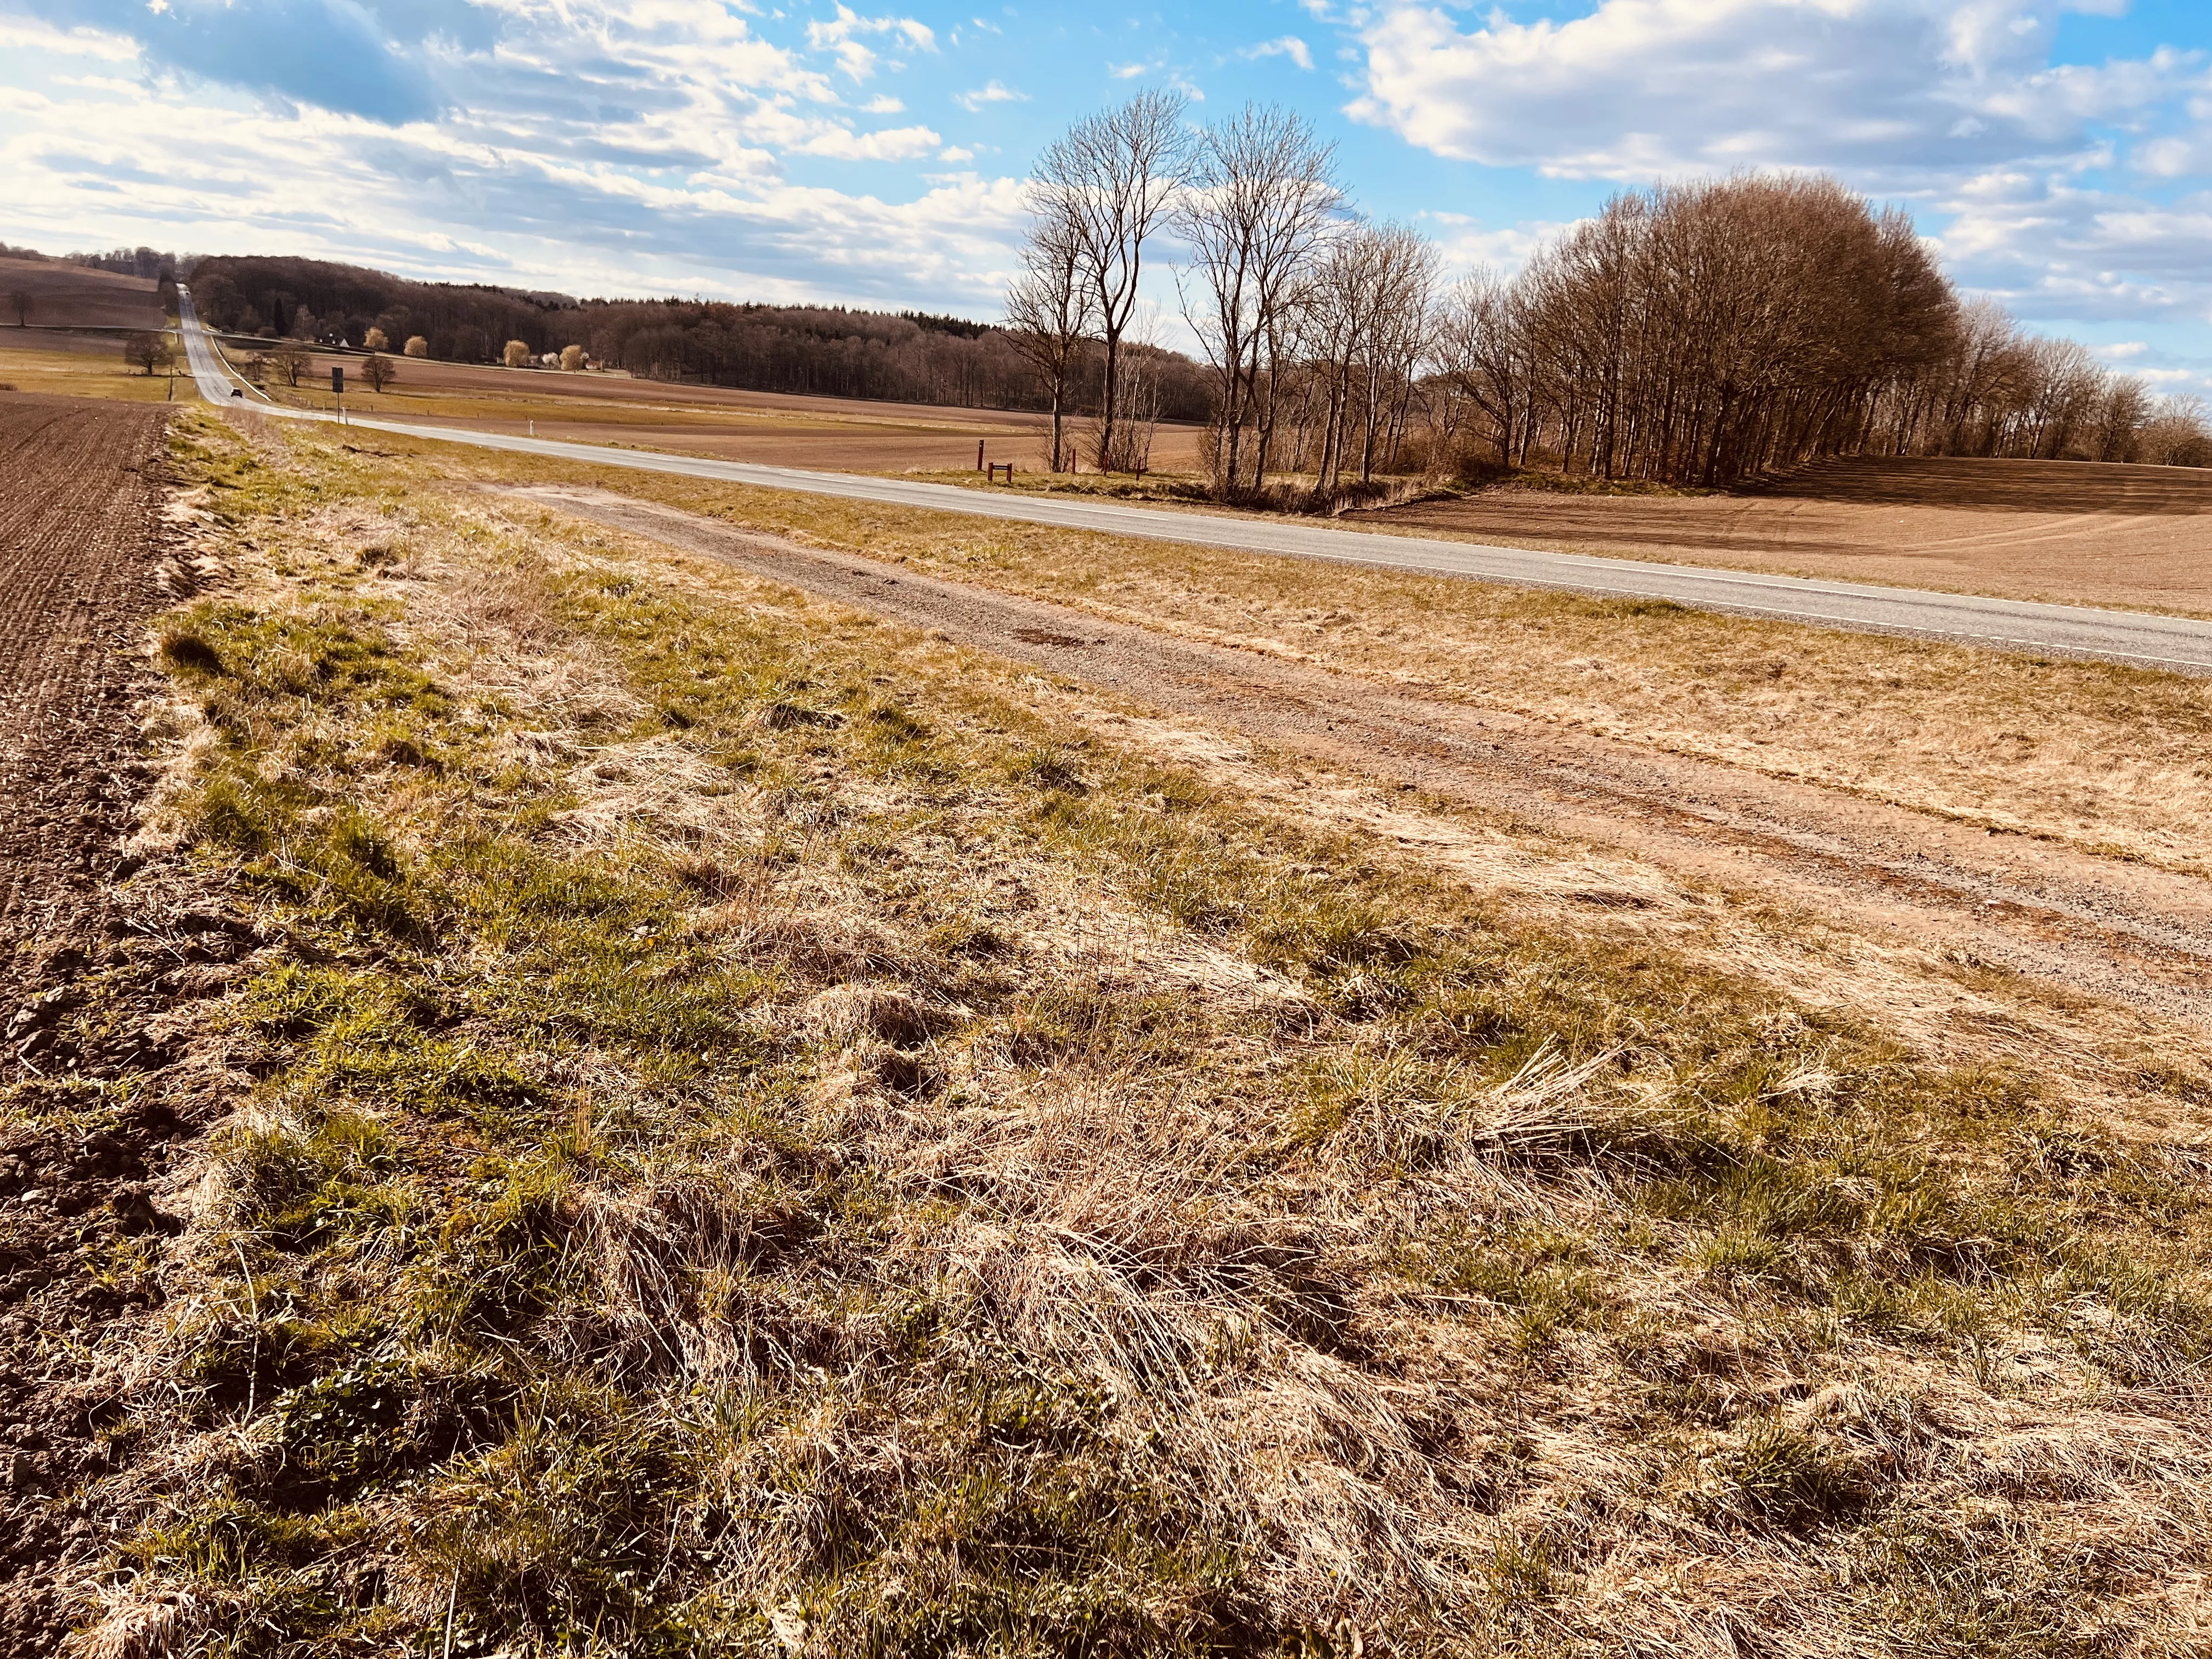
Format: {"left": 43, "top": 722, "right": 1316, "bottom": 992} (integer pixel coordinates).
{"left": 331, "top": 364, "right": 345, "bottom": 423}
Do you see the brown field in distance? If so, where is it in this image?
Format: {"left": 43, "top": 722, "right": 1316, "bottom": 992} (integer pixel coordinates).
{"left": 0, "top": 255, "right": 163, "bottom": 330}
{"left": 245, "top": 345, "right": 1207, "bottom": 473}
{"left": 1367, "top": 453, "right": 2212, "bottom": 612}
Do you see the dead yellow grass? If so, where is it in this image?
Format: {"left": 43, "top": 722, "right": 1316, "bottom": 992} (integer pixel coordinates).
{"left": 390, "top": 443, "right": 2212, "bottom": 879}
{"left": 46, "top": 411, "right": 2211, "bottom": 1657}
{"left": 0, "top": 338, "right": 187, "bottom": 404}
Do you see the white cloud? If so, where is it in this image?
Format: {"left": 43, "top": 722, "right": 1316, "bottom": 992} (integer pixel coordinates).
{"left": 0, "top": 0, "right": 1023, "bottom": 314}
{"left": 1927, "top": 167, "right": 2212, "bottom": 323}
{"left": 1419, "top": 210, "right": 1578, "bottom": 282}
{"left": 0, "top": 18, "right": 141, "bottom": 60}
{"left": 795, "top": 121, "right": 941, "bottom": 160}
{"left": 1241, "top": 36, "right": 1314, "bottom": 71}
{"left": 954, "top": 79, "right": 1026, "bottom": 112}
{"left": 804, "top": 4, "right": 936, "bottom": 83}
{"left": 1346, "top": 0, "right": 2191, "bottom": 181}
{"left": 938, "top": 145, "right": 975, "bottom": 161}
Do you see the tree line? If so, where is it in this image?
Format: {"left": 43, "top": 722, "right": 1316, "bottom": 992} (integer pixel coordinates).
{"left": 181, "top": 255, "right": 1210, "bottom": 420}
{"left": 1009, "top": 98, "right": 2212, "bottom": 491}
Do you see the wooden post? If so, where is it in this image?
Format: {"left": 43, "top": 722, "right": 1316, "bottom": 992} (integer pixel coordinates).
{"left": 977, "top": 440, "right": 984, "bottom": 472}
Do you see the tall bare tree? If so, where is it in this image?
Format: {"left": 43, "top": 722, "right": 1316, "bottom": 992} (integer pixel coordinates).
{"left": 1036, "top": 89, "right": 1190, "bottom": 473}
{"left": 1003, "top": 195, "right": 1093, "bottom": 473}
{"left": 1176, "top": 103, "right": 1341, "bottom": 495}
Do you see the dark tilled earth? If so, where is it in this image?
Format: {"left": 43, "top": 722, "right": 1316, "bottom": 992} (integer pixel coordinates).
{"left": 0, "top": 394, "right": 244, "bottom": 1652}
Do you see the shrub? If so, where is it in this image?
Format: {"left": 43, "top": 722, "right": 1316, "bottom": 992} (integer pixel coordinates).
{"left": 403, "top": 335, "right": 429, "bottom": 358}
{"left": 503, "top": 340, "right": 531, "bottom": 369}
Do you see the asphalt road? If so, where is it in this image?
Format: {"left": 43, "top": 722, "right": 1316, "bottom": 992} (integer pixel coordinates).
{"left": 172, "top": 294, "right": 2212, "bottom": 675}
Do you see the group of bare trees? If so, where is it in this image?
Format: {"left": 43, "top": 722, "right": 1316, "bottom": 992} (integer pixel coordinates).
{"left": 1009, "top": 104, "right": 2212, "bottom": 491}
{"left": 1009, "top": 94, "right": 1434, "bottom": 490}
{"left": 1431, "top": 174, "right": 2211, "bottom": 484}
{"left": 1008, "top": 89, "right": 1190, "bottom": 474}
{"left": 1903, "top": 300, "right": 2210, "bottom": 465}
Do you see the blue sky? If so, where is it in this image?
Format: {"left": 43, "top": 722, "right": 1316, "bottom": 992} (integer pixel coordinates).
{"left": 4, "top": 0, "right": 2211, "bottom": 387}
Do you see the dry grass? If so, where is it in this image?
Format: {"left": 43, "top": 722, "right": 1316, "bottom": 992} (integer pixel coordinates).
{"left": 33, "top": 410, "right": 2212, "bottom": 1657}
{"left": 375, "top": 443, "right": 2212, "bottom": 880}
{"left": 0, "top": 338, "right": 188, "bottom": 404}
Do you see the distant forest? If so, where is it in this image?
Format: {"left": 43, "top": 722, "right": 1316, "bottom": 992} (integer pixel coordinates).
{"left": 182, "top": 255, "right": 1209, "bottom": 420}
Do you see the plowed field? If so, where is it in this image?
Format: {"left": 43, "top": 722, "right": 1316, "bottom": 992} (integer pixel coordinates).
{"left": 1369, "top": 453, "right": 2212, "bottom": 612}
{"left": 249, "top": 347, "right": 1207, "bottom": 472}
{"left": 0, "top": 256, "right": 164, "bottom": 331}
{"left": 0, "top": 394, "right": 171, "bottom": 937}
{"left": 0, "top": 392, "right": 184, "bottom": 1653}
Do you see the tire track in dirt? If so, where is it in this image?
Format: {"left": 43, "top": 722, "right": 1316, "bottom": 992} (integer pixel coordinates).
{"left": 497, "top": 483, "right": 2212, "bottom": 1023}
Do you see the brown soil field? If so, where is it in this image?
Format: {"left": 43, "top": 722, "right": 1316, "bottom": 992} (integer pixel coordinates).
{"left": 0, "top": 257, "right": 163, "bottom": 331}
{"left": 1367, "top": 454, "right": 2212, "bottom": 613}
{"left": 0, "top": 393, "right": 210, "bottom": 1655}
{"left": 245, "top": 346, "right": 1206, "bottom": 472}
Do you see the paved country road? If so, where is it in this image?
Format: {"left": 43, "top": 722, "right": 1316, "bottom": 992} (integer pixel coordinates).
{"left": 174, "top": 289, "right": 2212, "bottom": 675}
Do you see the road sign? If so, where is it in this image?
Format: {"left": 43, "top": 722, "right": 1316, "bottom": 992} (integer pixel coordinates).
{"left": 331, "top": 365, "right": 344, "bottom": 394}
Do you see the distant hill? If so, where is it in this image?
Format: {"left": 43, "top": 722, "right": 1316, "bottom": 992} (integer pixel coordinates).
{"left": 184, "top": 255, "right": 1208, "bottom": 420}
{"left": 0, "top": 253, "right": 167, "bottom": 331}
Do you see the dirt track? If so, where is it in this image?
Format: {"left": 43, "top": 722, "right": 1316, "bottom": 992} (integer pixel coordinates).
{"left": 1370, "top": 455, "right": 2212, "bottom": 613}
{"left": 503, "top": 483, "right": 2212, "bottom": 1024}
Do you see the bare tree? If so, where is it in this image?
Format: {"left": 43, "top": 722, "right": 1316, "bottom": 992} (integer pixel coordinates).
{"left": 273, "top": 346, "right": 309, "bottom": 388}
{"left": 360, "top": 353, "right": 396, "bottom": 394}
{"left": 1002, "top": 196, "right": 1093, "bottom": 473}
{"left": 1177, "top": 103, "right": 1341, "bottom": 496}
{"left": 1036, "top": 89, "right": 1191, "bottom": 473}
{"left": 7, "top": 287, "right": 30, "bottom": 328}
{"left": 1352, "top": 224, "right": 1437, "bottom": 481}
{"left": 2139, "top": 396, "right": 2212, "bottom": 467}
{"left": 123, "top": 331, "right": 174, "bottom": 376}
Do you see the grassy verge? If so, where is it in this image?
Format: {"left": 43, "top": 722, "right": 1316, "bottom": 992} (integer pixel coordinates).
{"left": 38, "top": 411, "right": 2212, "bottom": 1656}
{"left": 374, "top": 441, "right": 2212, "bottom": 881}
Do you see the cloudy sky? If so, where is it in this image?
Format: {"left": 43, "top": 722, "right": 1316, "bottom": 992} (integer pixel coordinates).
{"left": 3, "top": 0, "right": 2210, "bottom": 383}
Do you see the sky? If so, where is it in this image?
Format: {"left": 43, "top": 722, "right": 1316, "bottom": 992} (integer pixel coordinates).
{"left": 3, "top": 0, "right": 2211, "bottom": 387}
